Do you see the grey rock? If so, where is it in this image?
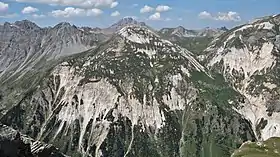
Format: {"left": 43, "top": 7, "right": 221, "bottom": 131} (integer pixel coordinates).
{"left": 158, "top": 26, "right": 227, "bottom": 38}
{"left": 0, "top": 123, "right": 66, "bottom": 157}
{"left": 107, "top": 17, "right": 146, "bottom": 32}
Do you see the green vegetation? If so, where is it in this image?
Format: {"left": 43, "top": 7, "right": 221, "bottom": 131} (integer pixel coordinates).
{"left": 177, "top": 71, "right": 255, "bottom": 157}
{"left": 175, "top": 37, "right": 213, "bottom": 55}
{"left": 190, "top": 71, "right": 240, "bottom": 106}
{"left": 232, "top": 137, "right": 280, "bottom": 157}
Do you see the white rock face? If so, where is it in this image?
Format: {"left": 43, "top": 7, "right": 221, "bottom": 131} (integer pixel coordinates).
{"left": 39, "top": 62, "right": 194, "bottom": 156}
{"left": 29, "top": 25, "right": 211, "bottom": 156}
{"left": 257, "top": 22, "right": 274, "bottom": 30}
{"left": 263, "top": 82, "right": 277, "bottom": 89}
{"left": 237, "top": 94, "right": 280, "bottom": 140}
{"left": 118, "top": 26, "right": 159, "bottom": 44}
{"left": 207, "top": 14, "right": 280, "bottom": 141}
{"left": 209, "top": 42, "right": 275, "bottom": 78}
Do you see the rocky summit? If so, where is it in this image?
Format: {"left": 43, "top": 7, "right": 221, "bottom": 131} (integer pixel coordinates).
{"left": 0, "top": 14, "right": 279, "bottom": 157}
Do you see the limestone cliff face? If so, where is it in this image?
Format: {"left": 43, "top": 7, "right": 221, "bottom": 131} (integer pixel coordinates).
{"left": 205, "top": 14, "right": 280, "bottom": 141}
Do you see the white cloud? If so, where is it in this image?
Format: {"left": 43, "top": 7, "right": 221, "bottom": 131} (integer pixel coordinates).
{"left": 52, "top": 7, "right": 85, "bottom": 18}
{"left": 51, "top": 7, "right": 102, "bottom": 18}
{"left": 87, "top": 8, "right": 103, "bottom": 16}
{"left": 22, "top": 6, "right": 38, "bottom": 14}
{"left": 178, "top": 18, "right": 183, "bottom": 21}
{"left": 0, "top": 2, "right": 18, "bottom": 18}
{"left": 111, "top": 11, "right": 120, "bottom": 17}
{"left": 32, "top": 14, "right": 46, "bottom": 18}
{"left": 216, "top": 11, "right": 241, "bottom": 21}
{"left": 198, "top": 11, "right": 241, "bottom": 22}
{"left": 0, "top": 2, "right": 9, "bottom": 12}
{"left": 198, "top": 11, "right": 212, "bottom": 19}
{"left": 132, "top": 4, "right": 138, "bottom": 7}
{"left": 110, "top": 1, "right": 118, "bottom": 8}
{"left": 140, "top": 5, "right": 154, "bottom": 13}
{"left": 149, "top": 12, "right": 161, "bottom": 20}
{"left": 155, "top": 5, "right": 171, "bottom": 12}
{"left": 16, "top": 0, "right": 118, "bottom": 8}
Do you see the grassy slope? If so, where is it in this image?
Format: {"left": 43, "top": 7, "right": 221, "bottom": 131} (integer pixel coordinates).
{"left": 232, "top": 137, "right": 280, "bottom": 157}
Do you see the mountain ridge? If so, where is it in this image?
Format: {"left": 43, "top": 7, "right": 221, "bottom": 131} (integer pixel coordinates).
{"left": 158, "top": 26, "right": 227, "bottom": 38}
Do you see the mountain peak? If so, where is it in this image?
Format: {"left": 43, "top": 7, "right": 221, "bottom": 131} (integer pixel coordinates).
{"left": 219, "top": 26, "right": 228, "bottom": 31}
{"left": 14, "top": 20, "right": 40, "bottom": 30}
{"left": 53, "top": 22, "right": 73, "bottom": 29}
{"left": 120, "top": 17, "right": 137, "bottom": 23}
{"left": 118, "top": 25, "right": 159, "bottom": 44}
{"left": 108, "top": 17, "right": 146, "bottom": 32}
{"left": 174, "top": 26, "right": 187, "bottom": 32}
{"left": 176, "top": 26, "right": 185, "bottom": 30}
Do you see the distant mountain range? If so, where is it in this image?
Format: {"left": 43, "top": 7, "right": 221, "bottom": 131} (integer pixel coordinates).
{"left": 158, "top": 26, "right": 228, "bottom": 38}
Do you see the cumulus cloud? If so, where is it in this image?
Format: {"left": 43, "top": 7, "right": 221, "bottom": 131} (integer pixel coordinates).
{"left": 0, "top": 2, "right": 18, "bottom": 18}
{"left": 110, "top": 1, "right": 118, "bottom": 8}
{"left": 87, "top": 8, "right": 103, "bottom": 16}
{"left": 198, "top": 11, "right": 212, "bottom": 19}
{"left": 0, "top": 2, "right": 9, "bottom": 12}
{"left": 149, "top": 12, "right": 161, "bottom": 20}
{"left": 52, "top": 7, "right": 85, "bottom": 18}
{"left": 16, "top": 0, "right": 118, "bottom": 8}
{"left": 111, "top": 11, "right": 120, "bottom": 17}
{"left": 156, "top": 5, "right": 171, "bottom": 12}
{"left": 140, "top": 5, "right": 154, "bottom": 13}
{"left": 198, "top": 11, "right": 241, "bottom": 22}
{"left": 22, "top": 6, "right": 38, "bottom": 14}
{"left": 216, "top": 11, "right": 241, "bottom": 21}
{"left": 51, "top": 7, "right": 102, "bottom": 18}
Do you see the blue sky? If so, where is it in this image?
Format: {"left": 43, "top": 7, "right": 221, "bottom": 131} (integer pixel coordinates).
{"left": 0, "top": 0, "right": 279, "bottom": 29}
